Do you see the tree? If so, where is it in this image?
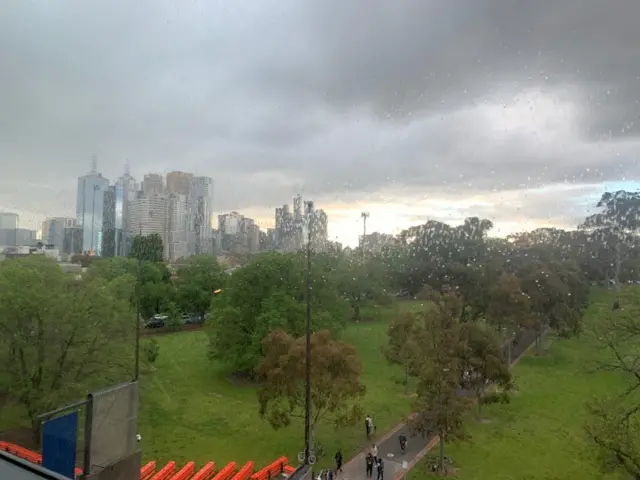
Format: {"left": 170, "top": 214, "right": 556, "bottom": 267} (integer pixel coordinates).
{"left": 581, "top": 190, "right": 640, "bottom": 306}
{"left": 585, "top": 307, "right": 640, "bottom": 478}
{"left": 337, "top": 256, "right": 389, "bottom": 321}
{"left": 458, "top": 322, "right": 513, "bottom": 418}
{"left": 207, "top": 251, "right": 350, "bottom": 374}
{"left": 130, "top": 233, "right": 164, "bottom": 263}
{"left": 383, "top": 311, "right": 421, "bottom": 394}
{"left": 0, "top": 256, "right": 134, "bottom": 442}
{"left": 409, "top": 294, "right": 470, "bottom": 474}
{"left": 256, "top": 329, "right": 365, "bottom": 447}
{"left": 87, "top": 257, "right": 175, "bottom": 320}
{"left": 175, "top": 255, "right": 225, "bottom": 317}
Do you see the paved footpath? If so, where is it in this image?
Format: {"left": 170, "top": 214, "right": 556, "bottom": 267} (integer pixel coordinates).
{"left": 337, "top": 328, "right": 540, "bottom": 480}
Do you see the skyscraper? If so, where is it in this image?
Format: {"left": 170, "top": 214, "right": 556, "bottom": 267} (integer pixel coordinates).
{"left": 128, "top": 194, "right": 168, "bottom": 258}
{"left": 166, "top": 171, "right": 193, "bottom": 195}
{"left": 167, "top": 193, "right": 189, "bottom": 262}
{"left": 188, "top": 176, "right": 213, "bottom": 256}
{"left": 76, "top": 158, "right": 110, "bottom": 255}
{"left": 142, "top": 173, "right": 164, "bottom": 196}
{"left": 102, "top": 184, "right": 125, "bottom": 257}
{"left": 42, "top": 217, "right": 76, "bottom": 250}
{"left": 116, "top": 165, "right": 137, "bottom": 256}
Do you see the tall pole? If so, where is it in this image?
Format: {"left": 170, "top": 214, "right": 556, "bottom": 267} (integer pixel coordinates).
{"left": 134, "top": 227, "right": 142, "bottom": 380}
{"left": 304, "top": 201, "right": 313, "bottom": 464}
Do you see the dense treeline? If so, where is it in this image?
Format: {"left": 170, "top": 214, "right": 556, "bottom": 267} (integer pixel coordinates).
{"left": 1, "top": 189, "right": 639, "bottom": 472}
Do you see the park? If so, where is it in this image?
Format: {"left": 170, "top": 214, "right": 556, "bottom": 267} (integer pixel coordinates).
{"left": 2, "top": 191, "right": 640, "bottom": 479}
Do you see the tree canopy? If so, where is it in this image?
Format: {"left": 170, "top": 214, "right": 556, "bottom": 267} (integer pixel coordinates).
{"left": 256, "top": 329, "right": 365, "bottom": 434}
{"left": 206, "top": 251, "right": 350, "bottom": 374}
{"left": 0, "top": 256, "right": 135, "bottom": 440}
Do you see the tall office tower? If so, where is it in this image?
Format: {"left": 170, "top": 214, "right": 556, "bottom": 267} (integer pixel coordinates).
{"left": 142, "top": 173, "right": 164, "bottom": 196}
{"left": 187, "top": 176, "right": 213, "bottom": 256}
{"left": 167, "top": 193, "right": 189, "bottom": 262}
{"left": 116, "top": 165, "right": 138, "bottom": 256}
{"left": 128, "top": 194, "right": 168, "bottom": 259}
{"left": 310, "top": 208, "right": 329, "bottom": 251}
{"left": 76, "top": 157, "right": 110, "bottom": 255}
{"left": 101, "top": 184, "right": 125, "bottom": 257}
{"left": 293, "top": 194, "right": 303, "bottom": 221}
{"left": 0, "top": 212, "right": 18, "bottom": 230}
{"left": 42, "top": 217, "right": 76, "bottom": 250}
{"left": 166, "top": 171, "right": 193, "bottom": 195}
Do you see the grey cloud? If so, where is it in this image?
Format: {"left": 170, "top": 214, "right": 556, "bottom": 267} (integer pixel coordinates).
{"left": 1, "top": 0, "right": 639, "bottom": 223}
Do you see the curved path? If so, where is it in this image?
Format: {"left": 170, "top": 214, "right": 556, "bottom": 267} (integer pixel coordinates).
{"left": 337, "top": 328, "right": 540, "bottom": 480}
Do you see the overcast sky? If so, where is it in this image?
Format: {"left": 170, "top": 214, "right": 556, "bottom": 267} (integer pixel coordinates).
{"left": 1, "top": 0, "right": 640, "bottom": 246}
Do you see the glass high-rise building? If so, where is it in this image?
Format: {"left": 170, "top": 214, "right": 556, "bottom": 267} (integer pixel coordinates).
{"left": 188, "top": 176, "right": 213, "bottom": 256}
{"left": 76, "top": 160, "right": 110, "bottom": 255}
{"left": 101, "top": 184, "right": 125, "bottom": 257}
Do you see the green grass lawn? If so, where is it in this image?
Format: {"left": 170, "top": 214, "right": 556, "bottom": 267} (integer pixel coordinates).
{"left": 138, "top": 299, "right": 430, "bottom": 468}
{"left": 412, "top": 288, "right": 632, "bottom": 480}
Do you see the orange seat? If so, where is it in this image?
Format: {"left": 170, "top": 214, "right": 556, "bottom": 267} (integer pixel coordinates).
{"left": 212, "top": 462, "right": 237, "bottom": 480}
{"left": 151, "top": 461, "right": 176, "bottom": 480}
{"left": 251, "top": 457, "right": 288, "bottom": 480}
{"left": 192, "top": 461, "right": 216, "bottom": 480}
{"left": 141, "top": 460, "right": 157, "bottom": 480}
{"left": 231, "top": 461, "right": 254, "bottom": 480}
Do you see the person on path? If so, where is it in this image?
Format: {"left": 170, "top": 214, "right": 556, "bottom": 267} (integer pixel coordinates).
{"left": 365, "top": 415, "right": 374, "bottom": 440}
{"left": 334, "top": 450, "right": 343, "bottom": 473}
{"left": 376, "top": 458, "right": 384, "bottom": 480}
{"left": 370, "top": 443, "right": 378, "bottom": 461}
{"left": 365, "top": 453, "right": 374, "bottom": 478}
{"left": 326, "top": 469, "right": 334, "bottom": 480}
{"left": 398, "top": 433, "right": 407, "bottom": 455}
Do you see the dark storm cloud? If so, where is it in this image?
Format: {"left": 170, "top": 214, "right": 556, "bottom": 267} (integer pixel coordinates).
{"left": 0, "top": 0, "right": 639, "bottom": 221}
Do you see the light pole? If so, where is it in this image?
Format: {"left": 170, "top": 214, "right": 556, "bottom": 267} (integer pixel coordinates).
{"left": 304, "top": 200, "right": 314, "bottom": 465}
{"left": 134, "top": 227, "right": 142, "bottom": 380}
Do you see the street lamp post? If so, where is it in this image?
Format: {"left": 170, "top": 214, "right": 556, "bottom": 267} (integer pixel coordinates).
{"left": 134, "top": 228, "right": 142, "bottom": 380}
{"left": 304, "top": 201, "right": 314, "bottom": 465}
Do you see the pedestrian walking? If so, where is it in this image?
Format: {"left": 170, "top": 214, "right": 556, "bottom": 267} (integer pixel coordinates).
{"left": 365, "top": 414, "right": 374, "bottom": 440}
{"left": 365, "top": 453, "right": 374, "bottom": 478}
{"left": 326, "top": 469, "right": 334, "bottom": 480}
{"left": 370, "top": 443, "right": 378, "bottom": 461}
{"left": 334, "top": 450, "right": 343, "bottom": 473}
{"left": 376, "top": 458, "right": 384, "bottom": 480}
{"left": 398, "top": 433, "right": 407, "bottom": 455}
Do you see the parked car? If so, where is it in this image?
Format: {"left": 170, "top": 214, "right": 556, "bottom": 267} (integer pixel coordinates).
{"left": 144, "top": 314, "right": 168, "bottom": 329}
{"left": 182, "top": 313, "right": 205, "bottom": 325}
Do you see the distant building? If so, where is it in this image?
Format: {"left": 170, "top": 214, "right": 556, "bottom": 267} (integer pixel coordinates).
{"left": 42, "top": 217, "right": 76, "bottom": 252}
{"left": 76, "top": 158, "right": 110, "bottom": 255}
{"left": 128, "top": 194, "right": 168, "bottom": 258}
{"left": 187, "top": 176, "right": 213, "bottom": 256}
{"left": 63, "top": 227, "right": 84, "bottom": 255}
{"left": 142, "top": 173, "right": 164, "bottom": 196}
{"left": 0, "top": 228, "right": 36, "bottom": 248}
{"left": 102, "top": 184, "right": 125, "bottom": 257}
{"left": 167, "top": 193, "right": 189, "bottom": 262}
{"left": 0, "top": 212, "right": 18, "bottom": 230}
{"left": 166, "top": 171, "right": 193, "bottom": 195}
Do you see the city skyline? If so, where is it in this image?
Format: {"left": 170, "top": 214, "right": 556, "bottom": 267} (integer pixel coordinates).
{"left": 2, "top": 2, "right": 640, "bottom": 247}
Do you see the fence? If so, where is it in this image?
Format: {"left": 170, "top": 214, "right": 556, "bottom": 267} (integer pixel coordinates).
{"left": 37, "top": 380, "right": 139, "bottom": 479}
